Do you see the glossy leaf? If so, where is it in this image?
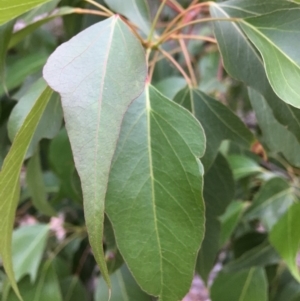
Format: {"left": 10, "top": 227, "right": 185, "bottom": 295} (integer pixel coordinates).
{"left": 0, "top": 86, "right": 53, "bottom": 299}
{"left": 270, "top": 202, "right": 300, "bottom": 282}
{"left": 211, "top": 267, "right": 268, "bottom": 301}
{"left": 210, "top": 1, "right": 300, "bottom": 143}
{"left": 249, "top": 88, "right": 300, "bottom": 167}
{"left": 96, "top": 264, "right": 152, "bottom": 301}
{"left": 8, "top": 78, "right": 63, "bottom": 159}
{"left": 244, "top": 177, "right": 295, "bottom": 231}
{"left": 104, "top": 0, "right": 151, "bottom": 34}
{"left": 224, "top": 241, "right": 280, "bottom": 273}
{"left": 105, "top": 85, "right": 205, "bottom": 301}
{"left": 8, "top": 7, "right": 75, "bottom": 49}
{"left": 220, "top": 201, "right": 247, "bottom": 246}
{"left": 6, "top": 260, "right": 62, "bottom": 301}
{"left": 12, "top": 224, "right": 49, "bottom": 282}
{"left": 174, "top": 87, "right": 254, "bottom": 170}
{"left": 240, "top": 8, "right": 300, "bottom": 108}
{"left": 0, "top": 0, "right": 51, "bottom": 25}
{"left": 26, "top": 151, "right": 56, "bottom": 216}
{"left": 43, "top": 16, "right": 147, "bottom": 286}
{"left": 196, "top": 153, "right": 234, "bottom": 282}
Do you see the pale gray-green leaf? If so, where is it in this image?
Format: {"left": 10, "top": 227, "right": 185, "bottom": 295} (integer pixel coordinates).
{"left": 12, "top": 224, "right": 49, "bottom": 282}
{"left": 43, "top": 16, "right": 147, "bottom": 286}
{"left": 104, "top": 0, "right": 151, "bottom": 34}
{"left": 8, "top": 78, "right": 63, "bottom": 159}
{"left": 105, "top": 85, "right": 205, "bottom": 301}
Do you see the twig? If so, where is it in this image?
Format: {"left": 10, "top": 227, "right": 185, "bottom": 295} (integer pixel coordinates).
{"left": 84, "top": 0, "right": 113, "bottom": 16}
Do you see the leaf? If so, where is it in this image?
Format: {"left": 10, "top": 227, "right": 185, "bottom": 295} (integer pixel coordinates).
{"left": 43, "top": 16, "right": 147, "bottom": 286}
{"left": 95, "top": 264, "right": 152, "bottom": 301}
{"left": 240, "top": 8, "right": 300, "bottom": 108}
{"left": 196, "top": 153, "right": 234, "bottom": 282}
{"left": 249, "top": 88, "right": 300, "bottom": 167}
{"left": 105, "top": 85, "right": 205, "bottom": 301}
{"left": 6, "top": 260, "right": 62, "bottom": 301}
{"left": 174, "top": 87, "right": 254, "bottom": 170}
{"left": 12, "top": 224, "right": 49, "bottom": 282}
{"left": 8, "top": 7, "right": 75, "bottom": 49}
{"left": 227, "top": 155, "right": 263, "bottom": 180}
{"left": 0, "top": 20, "right": 14, "bottom": 91}
{"left": 48, "top": 128, "right": 81, "bottom": 202}
{"left": 210, "top": 1, "right": 300, "bottom": 143}
{"left": 224, "top": 241, "right": 280, "bottom": 273}
{"left": 0, "top": 86, "right": 53, "bottom": 299}
{"left": 270, "top": 202, "right": 300, "bottom": 282}
{"left": 60, "top": 276, "right": 88, "bottom": 301}
{"left": 211, "top": 267, "right": 268, "bottom": 301}
{"left": 0, "top": 53, "right": 48, "bottom": 97}
{"left": 244, "top": 177, "right": 295, "bottom": 231}
{"left": 154, "top": 76, "right": 186, "bottom": 100}
{"left": 104, "top": 0, "right": 151, "bottom": 34}
{"left": 8, "top": 78, "right": 63, "bottom": 159}
{"left": 26, "top": 151, "right": 56, "bottom": 216}
{"left": 220, "top": 201, "right": 247, "bottom": 246}
{"left": 0, "top": 0, "right": 52, "bottom": 25}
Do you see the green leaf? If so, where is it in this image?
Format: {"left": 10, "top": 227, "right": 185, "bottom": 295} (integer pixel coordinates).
{"left": 0, "top": 86, "right": 53, "bottom": 300}
{"left": 96, "top": 264, "right": 152, "bottom": 301}
{"left": 60, "top": 276, "right": 88, "bottom": 301}
{"left": 211, "top": 267, "right": 268, "bottom": 301}
{"left": 43, "top": 16, "right": 147, "bottom": 286}
{"left": 0, "top": 0, "right": 52, "bottom": 25}
{"left": 0, "top": 20, "right": 14, "bottom": 91}
{"left": 210, "top": 1, "right": 300, "bottom": 143}
{"left": 248, "top": 88, "right": 300, "bottom": 167}
{"left": 270, "top": 202, "right": 300, "bottom": 282}
{"left": 154, "top": 76, "right": 186, "bottom": 100}
{"left": 196, "top": 153, "right": 234, "bottom": 282}
{"left": 227, "top": 155, "right": 263, "bottom": 180}
{"left": 174, "top": 87, "right": 254, "bottom": 170}
{"left": 26, "top": 151, "right": 56, "bottom": 216}
{"left": 224, "top": 241, "right": 280, "bottom": 273}
{"left": 6, "top": 260, "right": 62, "bottom": 301}
{"left": 12, "top": 224, "right": 49, "bottom": 282}
{"left": 8, "top": 7, "right": 75, "bottom": 49}
{"left": 8, "top": 78, "right": 63, "bottom": 159}
{"left": 220, "top": 201, "right": 247, "bottom": 246}
{"left": 0, "top": 53, "right": 48, "bottom": 97}
{"left": 244, "top": 177, "right": 295, "bottom": 231}
{"left": 105, "top": 85, "right": 205, "bottom": 301}
{"left": 240, "top": 8, "right": 300, "bottom": 108}
{"left": 48, "top": 128, "right": 81, "bottom": 202}
{"left": 104, "top": 0, "right": 151, "bottom": 34}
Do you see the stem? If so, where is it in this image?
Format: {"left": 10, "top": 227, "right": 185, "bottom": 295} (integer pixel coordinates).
{"left": 160, "top": 0, "right": 184, "bottom": 13}
{"left": 162, "top": 2, "right": 212, "bottom": 38}
{"left": 73, "top": 8, "right": 110, "bottom": 17}
{"left": 159, "top": 47, "right": 192, "bottom": 86}
{"left": 178, "top": 39, "right": 197, "bottom": 86}
{"left": 171, "top": 34, "right": 217, "bottom": 43}
{"left": 148, "top": 0, "right": 168, "bottom": 42}
{"left": 84, "top": 0, "right": 114, "bottom": 16}
{"left": 119, "top": 16, "right": 145, "bottom": 45}
{"left": 148, "top": 50, "right": 160, "bottom": 82}
{"left": 157, "top": 17, "right": 239, "bottom": 45}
